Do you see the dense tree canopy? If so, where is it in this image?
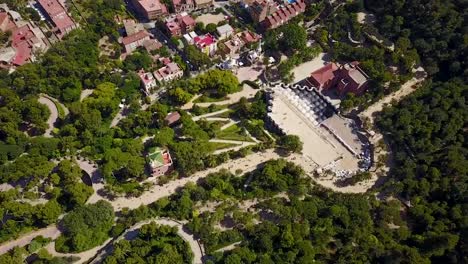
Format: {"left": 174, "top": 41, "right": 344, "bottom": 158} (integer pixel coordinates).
{"left": 56, "top": 201, "right": 115, "bottom": 253}
{"left": 103, "top": 222, "right": 193, "bottom": 264}
{"left": 366, "top": 0, "right": 467, "bottom": 80}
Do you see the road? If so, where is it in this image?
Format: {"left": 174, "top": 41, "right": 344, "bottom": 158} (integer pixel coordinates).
{"left": 38, "top": 96, "right": 58, "bottom": 137}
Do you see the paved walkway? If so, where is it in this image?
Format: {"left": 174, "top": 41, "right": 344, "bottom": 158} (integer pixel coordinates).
{"left": 0, "top": 226, "right": 60, "bottom": 255}
{"left": 76, "top": 158, "right": 104, "bottom": 205}
{"left": 38, "top": 96, "right": 58, "bottom": 137}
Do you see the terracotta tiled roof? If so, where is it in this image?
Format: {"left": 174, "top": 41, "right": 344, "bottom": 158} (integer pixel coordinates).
{"left": 165, "top": 112, "right": 181, "bottom": 125}
{"left": 309, "top": 63, "right": 339, "bottom": 87}
{"left": 122, "top": 30, "right": 150, "bottom": 45}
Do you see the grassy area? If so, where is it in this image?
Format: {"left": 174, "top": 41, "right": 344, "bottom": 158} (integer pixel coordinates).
{"left": 43, "top": 95, "right": 66, "bottom": 119}
{"left": 210, "top": 109, "right": 235, "bottom": 118}
{"left": 194, "top": 94, "right": 229, "bottom": 103}
{"left": 206, "top": 120, "right": 231, "bottom": 127}
{"left": 215, "top": 124, "right": 254, "bottom": 142}
{"left": 207, "top": 141, "right": 239, "bottom": 151}
{"left": 191, "top": 103, "right": 229, "bottom": 116}
{"left": 53, "top": 100, "right": 66, "bottom": 119}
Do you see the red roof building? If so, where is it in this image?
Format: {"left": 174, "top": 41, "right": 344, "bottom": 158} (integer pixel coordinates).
{"left": 194, "top": 33, "right": 217, "bottom": 56}
{"left": 262, "top": 0, "right": 306, "bottom": 29}
{"left": 249, "top": 0, "right": 277, "bottom": 23}
{"left": 336, "top": 62, "right": 370, "bottom": 95}
{"left": 154, "top": 61, "right": 184, "bottom": 83}
{"left": 165, "top": 13, "right": 195, "bottom": 37}
{"left": 307, "top": 62, "right": 370, "bottom": 96}
{"left": 164, "top": 111, "right": 181, "bottom": 126}
{"left": 10, "top": 24, "right": 46, "bottom": 66}
{"left": 308, "top": 63, "right": 339, "bottom": 90}
{"left": 137, "top": 69, "right": 157, "bottom": 94}
{"left": 37, "top": 0, "right": 77, "bottom": 39}
{"left": 122, "top": 30, "right": 151, "bottom": 53}
{"left": 131, "top": 0, "right": 168, "bottom": 20}
{"left": 239, "top": 30, "right": 261, "bottom": 44}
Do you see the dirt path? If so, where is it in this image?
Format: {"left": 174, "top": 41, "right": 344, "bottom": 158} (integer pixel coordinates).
{"left": 38, "top": 96, "right": 58, "bottom": 137}
{"left": 215, "top": 241, "right": 241, "bottom": 253}
{"left": 80, "top": 89, "right": 93, "bottom": 101}
{"left": 220, "top": 120, "right": 240, "bottom": 130}
{"left": 360, "top": 68, "right": 426, "bottom": 124}
{"left": 0, "top": 226, "right": 60, "bottom": 255}
{"left": 110, "top": 108, "right": 125, "bottom": 128}
{"left": 182, "top": 84, "right": 258, "bottom": 110}
{"left": 110, "top": 150, "right": 286, "bottom": 211}
{"left": 210, "top": 139, "right": 255, "bottom": 155}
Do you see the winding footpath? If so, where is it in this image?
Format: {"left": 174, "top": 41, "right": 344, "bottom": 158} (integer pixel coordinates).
{"left": 0, "top": 226, "right": 61, "bottom": 256}
{"left": 91, "top": 218, "right": 203, "bottom": 264}
{"left": 38, "top": 96, "right": 59, "bottom": 137}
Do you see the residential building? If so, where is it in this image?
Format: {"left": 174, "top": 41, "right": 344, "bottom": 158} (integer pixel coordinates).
{"left": 122, "top": 30, "right": 151, "bottom": 53}
{"left": 165, "top": 20, "right": 181, "bottom": 36}
{"left": 0, "top": 24, "right": 47, "bottom": 68}
{"left": 194, "top": 34, "right": 217, "bottom": 56}
{"left": 183, "top": 31, "right": 198, "bottom": 45}
{"left": 0, "top": 8, "right": 48, "bottom": 69}
{"left": 222, "top": 36, "right": 243, "bottom": 57}
{"left": 194, "top": 0, "right": 214, "bottom": 10}
{"left": 216, "top": 24, "right": 234, "bottom": 40}
{"left": 153, "top": 60, "right": 184, "bottom": 83}
{"left": 262, "top": 0, "right": 306, "bottom": 29}
{"left": 143, "top": 39, "right": 162, "bottom": 53}
{"left": 171, "top": 0, "right": 195, "bottom": 13}
{"left": 238, "top": 30, "right": 261, "bottom": 45}
{"left": 249, "top": 0, "right": 277, "bottom": 23}
{"left": 138, "top": 69, "right": 157, "bottom": 94}
{"left": 307, "top": 62, "right": 370, "bottom": 96}
{"left": 123, "top": 19, "right": 145, "bottom": 35}
{"left": 131, "top": 0, "right": 168, "bottom": 20}
{"left": 335, "top": 62, "right": 370, "bottom": 95}
{"left": 248, "top": 0, "right": 305, "bottom": 29}
{"left": 165, "top": 111, "right": 181, "bottom": 126}
{"left": 221, "top": 30, "right": 261, "bottom": 58}
{"left": 147, "top": 147, "right": 173, "bottom": 177}
{"left": 0, "top": 47, "right": 16, "bottom": 68}
{"left": 165, "top": 13, "right": 195, "bottom": 37}
{"left": 37, "top": 0, "right": 77, "bottom": 39}
{"left": 307, "top": 63, "right": 339, "bottom": 90}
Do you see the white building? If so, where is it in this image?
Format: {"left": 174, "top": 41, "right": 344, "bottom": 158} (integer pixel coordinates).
{"left": 216, "top": 24, "right": 234, "bottom": 40}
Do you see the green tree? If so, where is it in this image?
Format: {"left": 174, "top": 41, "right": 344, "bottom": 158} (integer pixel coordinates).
{"left": 278, "top": 135, "right": 303, "bottom": 154}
